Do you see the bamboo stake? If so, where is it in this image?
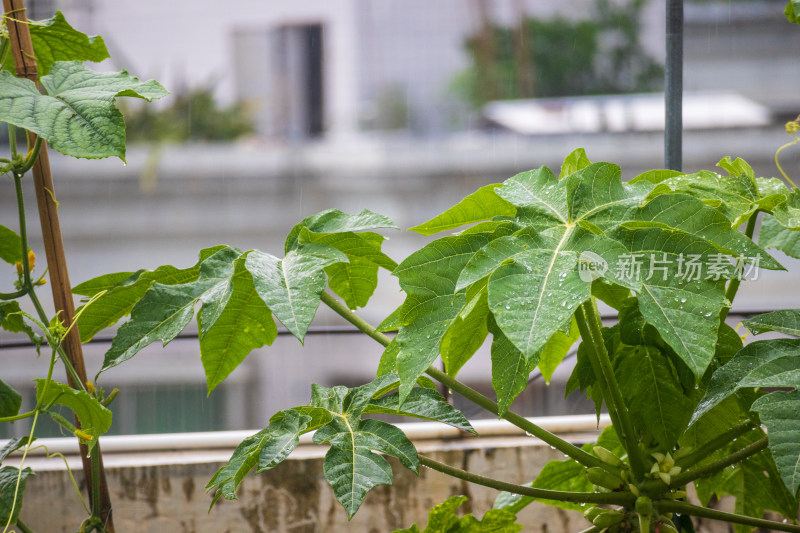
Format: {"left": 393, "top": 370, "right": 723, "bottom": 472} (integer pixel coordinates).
{"left": 2, "top": 1, "right": 115, "bottom": 530}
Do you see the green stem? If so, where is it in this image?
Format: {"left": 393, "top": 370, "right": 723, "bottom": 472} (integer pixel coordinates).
{"left": 720, "top": 211, "right": 759, "bottom": 322}
{"left": 676, "top": 421, "right": 755, "bottom": 470}
{"left": 319, "top": 291, "right": 617, "bottom": 475}
{"left": 775, "top": 137, "right": 799, "bottom": 189}
{"left": 90, "top": 447, "right": 101, "bottom": 520}
{"left": 13, "top": 173, "right": 32, "bottom": 289}
{"left": 658, "top": 500, "right": 800, "bottom": 533}
{"left": 575, "top": 300, "right": 646, "bottom": 481}
{"left": 13, "top": 173, "right": 85, "bottom": 392}
{"left": 577, "top": 527, "right": 602, "bottom": 533}
{"left": 418, "top": 455, "right": 634, "bottom": 506}
{"left": 17, "top": 136, "right": 42, "bottom": 174}
{"left": 14, "top": 519, "right": 34, "bottom": 533}
{"left": 8, "top": 124, "right": 17, "bottom": 159}
{"left": 320, "top": 291, "right": 394, "bottom": 347}
{"left": 669, "top": 436, "right": 768, "bottom": 488}
{"left": 0, "top": 409, "right": 37, "bottom": 423}
{"left": 0, "top": 288, "right": 28, "bottom": 300}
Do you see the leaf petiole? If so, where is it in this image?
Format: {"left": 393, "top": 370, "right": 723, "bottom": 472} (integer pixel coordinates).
{"left": 319, "top": 291, "right": 620, "bottom": 476}
{"left": 575, "top": 299, "right": 647, "bottom": 481}
{"left": 417, "top": 455, "right": 635, "bottom": 506}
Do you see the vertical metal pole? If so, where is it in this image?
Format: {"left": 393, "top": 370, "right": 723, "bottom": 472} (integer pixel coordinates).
{"left": 665, "top": 0, "right": 683, "bottom": 171}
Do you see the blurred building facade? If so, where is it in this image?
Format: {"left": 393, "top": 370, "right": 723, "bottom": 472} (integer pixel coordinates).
{"left": 1, "top": 0, "right": 799, "bottom": 437}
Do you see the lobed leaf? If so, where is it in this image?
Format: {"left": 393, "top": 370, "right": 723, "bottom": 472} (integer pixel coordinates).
{"left": 409, "top": 184, "right": 516, "bottom": 235}
{"left": 206, "top": 409, "right": 310, "bottom": 507}
{"left": 284, "top": 208, "right": 398, "bottom": 252}
{"left": 609, "top": 226, "right": 731, "bottom": 378}
{"left": 751, "top": 390, "right": 800, "bottom": 495}
{"left": 309, "top": 378, "right": 419, "bottom": 518}
{"left": 743, "top": 309, "right": 800, "bottom": 337}
{"left": 690, "top": 338, "right": 800, "bottom": 425}
{"left": 391, "top": 230, "right": 507, "bottom": 401}
{"left": 0, "top": 437, "right": 35, "bottom": 464}
{"left": 0, "top": 225, "right": 27, "bottom": 265}
{"left": 399, "top": 495, "right": 522, "bottom": 533}
{"left": 0, "top": 61, "right": 168, "bottom": 160}
{"left": 0, "top": 11, "right": 109, "bottom": 76}
{"left": 74, "top": 245, "right": 226, "bottom": 342}
{"left": 613, "top": 344, "right": 692, "bottom": 449}
{"left": 759, "top": 214, "right": 800, "bottom": 260}
{"left": 0, "top": 378, "right": 21, "bottom": 418}
{"left": 0, "top": 466, "right": 34, "bottom": 525}
{"left": 300, "top": 229, "right": 396, "bottom": 309}
{"left": 199, "top": 256, "right": 278, "bottom": 392}
{"left": 694, "top": 430, "right": 798, "bottom": 532}
{"left": 364, "top": 387, "right": 475, "bottom": 434}
{"left": 246, "top": 245, "right": 348, "bottom": 341}
{"left": 0, "top": 301, "right": 42, "bottom": 349}
{"left": 100, "top": 247, "right": 242, "bottom": 373}
{"left": 35, "top": 379, "right": 111, "bottom": 449}
{"left": 559, "top": 147, "right": 592, "bottom": 178}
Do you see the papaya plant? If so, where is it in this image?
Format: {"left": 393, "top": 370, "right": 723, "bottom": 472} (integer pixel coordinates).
{"left": 1, "top": 6, "right": 800, "bottom": 533}
{"left": 69, "top": 136, "right": 800, "bottom": 532}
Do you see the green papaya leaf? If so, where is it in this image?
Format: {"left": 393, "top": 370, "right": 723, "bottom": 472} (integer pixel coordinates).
{"left": 0, "top": 225, "right": 27, "bottom": 265}
{"left": 559, "top": 147, "right": 592, "bottom": 178}
{"left": 773, "top": 190, "right": 800, "bottom": 230}
{"left": 0, "top": 11, "right": 109, "bottom": 76}
{"left": 0, "top": 466, "right": 34, "bottom": 525}
{"left": 751, "top": 390, "right": 800, "bottom": 495}
{"left": 101, "top": 247, "right": 243, "bottom": 373}
{"left": 397, "top": 495, "right": 465, "bottom": 532}
{"left": 743, "top": 309, "right": 800, "bottom": 337}
{"left": 35, "top": 379, "right": 111, "bottom": 449}
{"left": 651, "top": 167, "right": 760, "bottom": 226}
{"left": 206, "top": 409, "right": 311, "bottom": 507}
{"left": 609, "top": 225, "right": 731, "bottom": 378}
{"left": 694, "top": 430, "right": 798, "bottom": 533}
{"left": 490, "top": 317, "right": 535, "bottom": 416}
{"left": 613, "top": 344, "right": 692, "bottom": 449}
{"left": 591, "top": 279, "right": 631, "bottom": 311}
{"left": 627, "top": 193, "right": 782, "bottom": 270}
{"left": 74, "top": 245, "right": 226, "bottom": 342}
{"left": 398, "top": 495, "right": 522, "bottom": 533}
{"left": 0, "top": 61, "right": 167, "bottom": 161}
{"left": 246, "top": 244, "right": 348, "bottom": 341}
{"left": 284, "top": 209, "right": 398, "bottom": 252}
{"left": 690, "top": 338, "right": 800, "bottom": 426}
{"left": 199, "top": 256, "right": 278, "bottom": 392}
{"left": 440, "top": 285, "right": 489, "bottom": 377}
{"left": 308, "top": 378, "right": 419, "bottom": 518}
{"left": 759, "top": 214, "right": 800, "bottom": 260}
{"left": 454, "top": 509, "right": 522, "bottom": 532}
{"left": 0, "top": 378, "right": 21, "bottom": 418}
{"left": 390, "top": 230, "right": 507, "bottom": 401}
{"left": 409, "top": 184, "right": 516, "bottom": 236}
{"left": 537, "top": 317, "right": 580, "bottom": 384}
{"left": 299, "top": 229, "right": 396, "bottom": 309}
{"left": 630, "top": 169, "right": 684, "bottom": 185}
{"left": 364, "top": 386, "right": 475, "bottom": 434}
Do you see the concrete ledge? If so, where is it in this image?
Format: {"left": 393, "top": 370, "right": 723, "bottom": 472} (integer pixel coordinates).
{"left": 4, "top": 415, "right": 740, "bottom": 532}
